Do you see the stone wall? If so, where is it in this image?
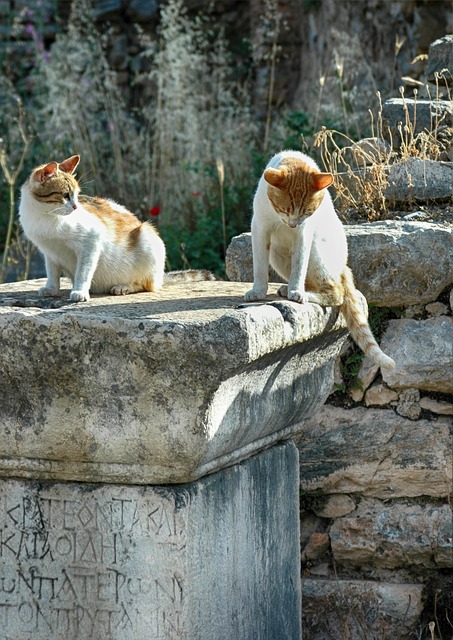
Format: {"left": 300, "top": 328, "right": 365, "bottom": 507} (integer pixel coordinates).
{"left": 226, "top": 219, "right": 452, "bottom": 638}
{"left": 224, "top": 36, "right": 453, "bottom": 638}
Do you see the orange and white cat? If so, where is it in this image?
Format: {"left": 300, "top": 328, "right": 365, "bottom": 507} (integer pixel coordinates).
{"left": 19, "top": 155, "right": 215, "bottom": 302}
{"left": 245, "top": 150, "right": 395, "bottom": 371}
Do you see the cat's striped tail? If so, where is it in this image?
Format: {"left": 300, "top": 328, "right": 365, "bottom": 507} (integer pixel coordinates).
{"left": 340, "top": 266, "right": 395, "bottom": 371}
{"left": 164, "top": 269, "right": 221, "bottom": 284}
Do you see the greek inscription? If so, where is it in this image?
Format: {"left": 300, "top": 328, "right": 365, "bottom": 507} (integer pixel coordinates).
{"left": 0, "top": 484, "right": 186, "bottom": 638}
{"left": 1, "top": 494, "right": 183, "bottom": 540}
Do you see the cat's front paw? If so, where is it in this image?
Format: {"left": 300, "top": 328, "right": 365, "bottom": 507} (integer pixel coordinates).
{"left": 244, "top": 288, "right": 267, "bottom": 302}
{"left": 287, "top": 289, "right": 309, "bottom": 304}
{"left": 38, "top": 286, "right": 61, "bottom": 298}
{"left": 277, "top": 285, "right": 288, "bottom": 298}
{"left": 70, "top": 289, "right": 90, "bottom": 302}
{"left": 110, "top": 284, "right": 132, "bottom": 296}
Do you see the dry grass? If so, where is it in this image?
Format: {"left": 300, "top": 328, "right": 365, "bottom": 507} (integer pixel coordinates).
{"left": 0, "top": 80, "right": 33, "bottom": 281}
{"left": 312, "top": 75, "right": 451, "bottom": 222}
{"left": 143, "top": 0, "right": 257, "bottom": 225}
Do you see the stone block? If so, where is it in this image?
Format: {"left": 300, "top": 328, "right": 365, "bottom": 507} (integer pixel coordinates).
{"left": 385, "top": 159, "right": 453, "bottom": 203}
{"left": 426, "top": 35, "right": 453, "bottom": 85}
{"left": 296, "top": 405, "right": 452, "bottom": 498}
{"left": 0, "top": 442, "right": 302, "bottom": 640}
{"left": 364, "top": 382, "right": 398, "bottom": 406}
{"left": 313, "top": 494, "right": 356, "bottom": 519}
{"left": 425, "top": 301, "right": 448, "bottom": 316}
{"left": 396, "top": 388, "right": 421, "bottom": 419}
{"left": 382, "top": 98, "right": 452, "bottom": 137}
{"left": 345, "top": 221, "right": 453, "bottom": 306}
{"left": 226, "top": 221, "right": 453, "bottom": 306}
{"left": 330, "top": 499, "right": 453, "bottom": 569}
{"left": 302, "top": 579, "right": 424, "bottom": 639}
{"left": 420, "top": 396, "right": 453, "bottom": 415}
{"left": 301, "top": 533, "right": 330, "bottom": 561}
{"left": 381, "top": 317, "right": 453, "bottom": 393}
{"left": 0, "top": 279, "right": 347, "bottom": 485}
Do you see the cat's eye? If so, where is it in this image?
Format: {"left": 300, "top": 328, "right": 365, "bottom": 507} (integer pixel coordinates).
{"left": 63, "top": 193, "right": 70, "bottom": 200}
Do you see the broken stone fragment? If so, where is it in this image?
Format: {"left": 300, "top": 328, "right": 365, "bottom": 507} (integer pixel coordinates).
{"left": 364, "top": 382, "right": 399, "bottom": 406}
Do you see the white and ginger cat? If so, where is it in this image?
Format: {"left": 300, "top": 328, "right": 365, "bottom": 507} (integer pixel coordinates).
{"left": 244, "top": 150, "right": 395, "bottom": 371}
{"left": 19, "top": 155, "right": 215, "bottom": 302}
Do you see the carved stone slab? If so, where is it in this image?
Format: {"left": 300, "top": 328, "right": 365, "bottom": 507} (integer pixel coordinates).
{"left": 0, "top": 279, "right": 346, "bottom": 485}
{"left": 0, "top": 442, "right": 301, "bottom": 640}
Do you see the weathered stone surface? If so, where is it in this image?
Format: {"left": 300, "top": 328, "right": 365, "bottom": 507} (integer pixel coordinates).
{"left": 225, "top": 232, "right": 284, "bottom": 284}
{"left": 382, "top": 98, "right": 453, "bottom": 137}
{"left": 385, "top": 159, "right": 453, "bottom": 203}
{"left": 420, "top": 396, "right": 453, "bottom": 415}
{"left": 330, "top": 499, "right": 453, "bottom": 569}
{"left": 346, "top": 221, "right": 453, "bottom": 306}
{"left": 356, "top": 357, "right": 379, "bottom": 393}
{"left": 0, "top": 442, "right": 302, "bottom": 640}
{"left": 364, "top": 382, "right": 398, "bottom": 406}
{"left": 307, "top": 563, "right": 329, "bottom": 577}
{"left": 349, "top": 356, "right": 379, "bottom": 402}
{"left": 0, "top": 278, "right": 347, "bottom": 485}
{"left": 396, "top": 388, "right": 421, "bottom": 419}
{"left": 126, "top": 0, "right": 159, "bottom": 22}
{"left": 226, "top": 221, "right": 453, "bottom": 306}
{"left": 297, "top": 405, "right": 452, "bottom": 498}
{"left": 404, "top": 303, "right": 425, "bottom": 318}
{"left": 299, "top": 513, "right": 326, "bottom": 550}
{"left": 425, "top": 301, "right": 448, "bottom": 316}
{"left": 301, "top": 532, "right": 330, "bottom": 561}
{"left": 302, "top": 579, "right": 424, "bottom": 640}
{"left": 426, "top": 35, "right": 453, "bottom": 85}
{"left": 313, "top": 494, "right": 356, "bottom": 519}
{"left": 381, "top": 317, "right": 453, "bottom": 392}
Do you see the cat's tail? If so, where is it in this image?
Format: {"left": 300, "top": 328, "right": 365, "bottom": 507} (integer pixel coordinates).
{"left": 164, "top": 270, "right": 221, "bottom": 284}
{"left": 340, "top": 266, "right": 395, "bottom": 372}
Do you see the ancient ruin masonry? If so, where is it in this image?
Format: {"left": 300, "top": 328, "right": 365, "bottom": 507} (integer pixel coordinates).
{"left": 0, "top": 279, "right": 349, "bottom": 640}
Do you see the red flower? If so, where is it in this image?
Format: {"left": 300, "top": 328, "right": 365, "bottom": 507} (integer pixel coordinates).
{"left": 191, "top": 191, "right": 201, "bottom": 197}
{"left": 149, "top": 206, "right": 161, "bottom": 217}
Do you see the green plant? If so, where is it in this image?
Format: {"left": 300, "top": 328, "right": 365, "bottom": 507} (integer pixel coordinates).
{"left": 339, "top": 346, "right": 364, "bottom": 393}
{"left": 161, "top": 165, "right": 255, "bottom": 277}
{"left": 368, "top": 305, "right": 403, "bottom": 341}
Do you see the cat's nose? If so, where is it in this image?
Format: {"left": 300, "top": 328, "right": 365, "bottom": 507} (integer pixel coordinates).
{"left": 72, "top": 204, "right": 77, "bottom": 210}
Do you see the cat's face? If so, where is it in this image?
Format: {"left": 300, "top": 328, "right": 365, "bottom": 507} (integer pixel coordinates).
{"left": 29, "top": 155, "right": 81, "bottom": 214}
{"left": 264, "top": 158, "right": 333, "bottom": 228}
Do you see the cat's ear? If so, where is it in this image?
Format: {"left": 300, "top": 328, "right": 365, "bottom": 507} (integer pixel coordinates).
{"left": 312, "top": 172, "right": 333, "bottom": 191}
{"left": 37, "top": 162, "right": 58, "bottom": 182}
{"left": 59, "top": 155, "right": 80, "bottom": 175}
{"left": 264, "top": 167, "right": 288, "bottom": 189}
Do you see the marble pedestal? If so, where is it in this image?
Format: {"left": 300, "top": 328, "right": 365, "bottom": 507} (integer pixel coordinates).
{"left": 0, "top": 443, "right": 299, "bottom": 640}
{"left": 0, "top": 279, "right": 348, "bottom": 639}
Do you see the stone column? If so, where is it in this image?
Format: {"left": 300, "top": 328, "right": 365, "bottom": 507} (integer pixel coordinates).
{"left": 0, "top": 279, "right": 348, "bottom": 640}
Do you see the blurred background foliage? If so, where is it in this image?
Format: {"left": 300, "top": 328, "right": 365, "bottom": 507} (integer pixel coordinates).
{"left": 0, "top": 0, "right": 450, "bottom": 279}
